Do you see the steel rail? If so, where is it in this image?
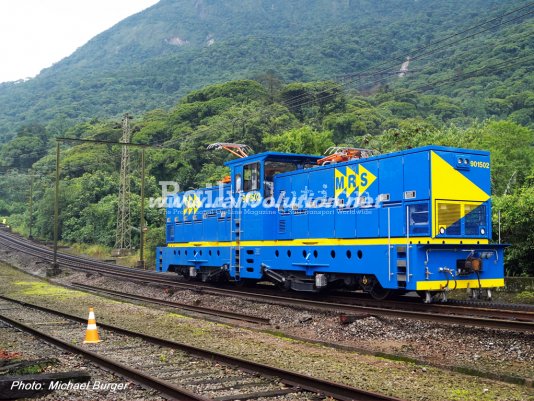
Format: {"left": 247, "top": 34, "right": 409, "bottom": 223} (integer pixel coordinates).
{"left": 0, "top": 295, "right": 403, "bottom": 401}
{"left": 0, "top": 230, "right": 533, "bottom": 332}
{"left": 170, "top": 286, "right": 534, "bottom": 332}
{"left": 0, "top": 230, "right": 154, "bottom": 275}
{"left": 318, "top": 294, "right": 534, "bottom": 322}
{"left": 0, "top": 312, "right": 213, "bottom": 401}
{"left": 68, "top": 282, "right": 270, "bottom": 325}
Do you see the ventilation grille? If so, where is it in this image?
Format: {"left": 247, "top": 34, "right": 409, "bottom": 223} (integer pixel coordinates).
{"left": 438, "top": 203, "right": 461, "bottom": 231}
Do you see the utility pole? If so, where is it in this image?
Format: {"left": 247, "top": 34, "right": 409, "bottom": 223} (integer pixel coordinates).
{"left": 56, "top": 135, "right": 151, "bottom": 265}
{"left": 138, "top": 147, "right": 146, "bottom": 269}
{"left": 114, "top": 113, "right": 133, "bottom": 255}
{"left": 52, "top": 141, "right": 60, "bottom": 271}
{"left": 28, "top": 170, "right": 34, "bottom": 240}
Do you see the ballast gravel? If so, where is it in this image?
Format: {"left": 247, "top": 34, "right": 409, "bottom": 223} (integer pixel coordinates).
{"left": 0, "top": 322, "right": 164, "bottom": 401}
{"left": 50, "top": 267, "right": 533, "bottom": 381}
{"left": 0, "top": 248, "right": 533, "bottom": 401}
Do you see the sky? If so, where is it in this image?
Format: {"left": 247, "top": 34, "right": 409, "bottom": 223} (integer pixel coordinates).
{"left": 0, "top": 0, "right": 159, "bottom": 83}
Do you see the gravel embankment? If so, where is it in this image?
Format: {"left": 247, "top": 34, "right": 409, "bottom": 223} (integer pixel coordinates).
{"left": 53, "top": 268, "right": 534, "bottom": 382}
{"left": 0, "top": 255, "right": 534, "bottom": 401}
{"left": 0, "top": 247, "right": 533, "bottom": 401}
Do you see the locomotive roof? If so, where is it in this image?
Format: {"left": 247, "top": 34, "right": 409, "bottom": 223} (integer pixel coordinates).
{"left": 224, "top": 151, "right": 321, "bottom": 166}
{"left": 224, "top": 145, "right": 489, "bottom": 167}
{"left": 369, "top": 145, "right": 489, "bottom": 158}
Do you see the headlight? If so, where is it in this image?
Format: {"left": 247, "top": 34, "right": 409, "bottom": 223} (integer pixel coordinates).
{"left": 439, "top": 227, "right": 446, "bottom": 235}
{"left": 480, "top": 228, "right": 486, "bottom": 235}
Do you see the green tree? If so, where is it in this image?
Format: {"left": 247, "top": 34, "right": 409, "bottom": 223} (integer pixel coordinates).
{"left": 263, "top": 126, "right": 333, "bottom": 155}
{"left": 476, "top": 121, "right": 534, "bottom": 195}
{"left": 0, "top": 136, "right": 45, "bottom": 169}
{"left": 281, "top": 82, "right": 345, "bottom": 122}
{"left": 493, "top": 187, "right": 534, "bottom": 276}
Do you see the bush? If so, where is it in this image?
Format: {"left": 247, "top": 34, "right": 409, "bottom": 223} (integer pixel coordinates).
{"left": 493, "top": 186, "right": 534, "bottom": 276}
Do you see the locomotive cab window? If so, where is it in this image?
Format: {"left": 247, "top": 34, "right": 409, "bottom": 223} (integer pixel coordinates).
{"left": 243, "top": 162, "right": 260, "bottom": 192}
{"left": 264, "top": 160, "right": 298, "bottom": 197}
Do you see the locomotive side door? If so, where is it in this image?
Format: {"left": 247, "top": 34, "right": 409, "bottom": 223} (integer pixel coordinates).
{"left": 231, "top": 165, "right": 244, "bottom": 279}
{"left": 276, "top": 175, "right": 292, "bottom": 240}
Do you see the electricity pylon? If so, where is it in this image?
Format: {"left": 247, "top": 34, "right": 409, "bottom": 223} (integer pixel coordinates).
{"left": 114, "top": 113, "right": 133, "bottom": 254}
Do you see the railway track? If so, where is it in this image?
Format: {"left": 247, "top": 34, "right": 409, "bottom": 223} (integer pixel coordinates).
{"left": 0, "top": 295, "right": 402, "bottom": 401}
{"left": 0, "top": 229, "right": 533, "bottom": 332}
{"left": 68, "top": 282, "right": 270, "bottom": 325}
{"left": 316, "top": 293, "right": 534, "bottom": 322}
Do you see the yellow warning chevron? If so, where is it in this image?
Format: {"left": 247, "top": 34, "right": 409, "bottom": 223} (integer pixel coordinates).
{"left": 431, "top": 151, "right": 490, "bottom": 236}
{"left": 358, "top": 164, "right": 376, "bottom": 195}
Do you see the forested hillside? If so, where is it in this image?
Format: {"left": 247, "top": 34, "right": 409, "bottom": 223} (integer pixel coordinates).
{"left": 0, "top": 0, "right": 531, "bottom": 140}
{"left": 1, "top": 79, "right": 532, "bottom": 274}
{"left": 0, "top": 1, "right": 532, "bottom": 274}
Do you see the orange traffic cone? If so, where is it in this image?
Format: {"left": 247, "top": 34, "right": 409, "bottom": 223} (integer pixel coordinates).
{"left": 83, "top": 307, "right": 101, "bottom": 344}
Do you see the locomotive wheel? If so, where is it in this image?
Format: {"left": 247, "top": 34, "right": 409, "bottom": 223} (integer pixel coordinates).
{"left": 216, "top": 271, "right": 230, "bottom": 284}
{"left": 182, "top": 269, "right": 198, "bottom": 281}
{"left": 183, "top": 273, "right": 195, "bottom": 281}
{"left": 360, "top": 276, "right": 391, "bottom": 300}
{"left": 368, "top": 283, "right": 391, "bottom": 300}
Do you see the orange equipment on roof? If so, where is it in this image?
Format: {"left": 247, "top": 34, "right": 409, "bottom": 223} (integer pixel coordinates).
{"left": 220, "top": 175, "right": 231, "bottom": 184}
{"left": 317, "top": 147, "right": 377, "bottom": 166}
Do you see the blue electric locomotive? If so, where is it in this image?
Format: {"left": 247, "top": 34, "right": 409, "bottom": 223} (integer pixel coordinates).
{"left": 157, "top": 144, "right": 505, "bottom": 302}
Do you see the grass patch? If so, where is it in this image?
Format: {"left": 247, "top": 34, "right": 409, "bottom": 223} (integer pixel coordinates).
{"left": 516, "top": 290, "right": 534, "bottom": 304}
{"left": 66, "top": 243, "right": 140, "bottom": 268}
{"left": 164, "top": 312, "right": 190, "bottom": 320}
{"left": 14, "top": 364, "right": 45, "bottom": 375}
{"left": 446, "top": 388, "right": 501, "bottom": 401}
{"left": 13, "top": 281, "right": 85, "bottom": 299}
{"left": 448, "top": 388, "right": 471, "bottom": 400}
{"left": 67, "top": 243, "right": 112, "bottom": 259}
{"left": 375, "top": 352, "right": 420, "bottom": 364}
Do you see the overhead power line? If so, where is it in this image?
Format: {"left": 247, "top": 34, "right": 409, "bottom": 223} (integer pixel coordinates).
{"left": 290, "top": 28, "right": 532, "bottom": 112}
{"left": 283, "top": 3, "right": 534, "bottom": 108}
{"left": 375, "top": 55, "right": 534, "bottom": 100}
{"left": 157, "top": 54, "right": 534, "bottom": 151}
{"left": 149, "top": 3, "right": 533, "bottom": 150}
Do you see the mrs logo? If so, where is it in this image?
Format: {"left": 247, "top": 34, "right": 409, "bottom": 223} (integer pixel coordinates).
{"left": 334, "top": 165, "right": 376, "bottom": 198}
{"left": 244, "top": 191, "right": 262, "bottom": 204}
{"left": 183, "top": 193, "right": 201, "bottom": 215}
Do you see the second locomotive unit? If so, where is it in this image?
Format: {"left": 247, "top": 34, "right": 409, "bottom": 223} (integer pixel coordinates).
{"left": 157, "top": 144, "right": 505, "bottom": 302}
